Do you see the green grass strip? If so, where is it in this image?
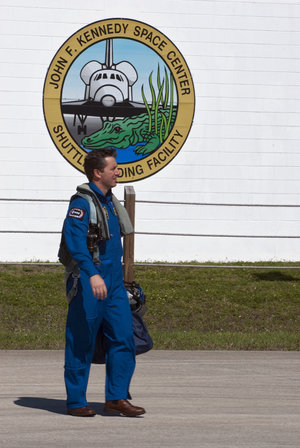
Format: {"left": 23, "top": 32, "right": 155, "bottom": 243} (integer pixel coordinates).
{"left": 1, "top": 263, "right": 300, "bottom": 351}
{"left": 150, "top": 330, "right": 300, "bottom": 351}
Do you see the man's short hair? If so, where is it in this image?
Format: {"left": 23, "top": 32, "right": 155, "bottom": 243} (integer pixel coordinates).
{"left": 84, "top": 148, "right": 117, "bottom": 181}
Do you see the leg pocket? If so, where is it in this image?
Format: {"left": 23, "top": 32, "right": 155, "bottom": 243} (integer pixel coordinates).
{"left": 66, "top": 273, "right": 80, "bottom": 304}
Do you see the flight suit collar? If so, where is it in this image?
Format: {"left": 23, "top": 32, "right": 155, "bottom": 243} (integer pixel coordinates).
{"left": 89, "top": 182, "right": 112, "bottom": 204}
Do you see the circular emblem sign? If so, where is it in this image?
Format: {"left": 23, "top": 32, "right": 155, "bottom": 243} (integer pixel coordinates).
{"left": 43, "top": 18, "right": 195, "bottom": 182}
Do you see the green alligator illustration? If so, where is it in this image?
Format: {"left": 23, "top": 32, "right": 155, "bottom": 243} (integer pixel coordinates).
{"left": 81, "top": 108, "right": 177, "bottom": 156}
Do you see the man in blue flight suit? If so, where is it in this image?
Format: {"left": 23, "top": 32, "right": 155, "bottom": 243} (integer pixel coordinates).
{"left": 63, "top": 148, "right": 145, "bottom": 417}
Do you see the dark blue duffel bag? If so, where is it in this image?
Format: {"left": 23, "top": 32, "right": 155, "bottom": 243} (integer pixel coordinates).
{"left": 92, "top": 282, "right": 153, "bottom": 364}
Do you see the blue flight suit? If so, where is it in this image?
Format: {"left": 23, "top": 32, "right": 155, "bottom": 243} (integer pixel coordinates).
{"left": 63, "top": 182, "right": 136, "bottom": 409}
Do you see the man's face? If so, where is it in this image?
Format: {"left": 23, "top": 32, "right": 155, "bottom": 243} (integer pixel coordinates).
{"left": 97, "top": 156, "right": 120, "bottom": 193}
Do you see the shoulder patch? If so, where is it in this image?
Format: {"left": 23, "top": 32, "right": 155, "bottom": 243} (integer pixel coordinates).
{"left": 68, "top": 208, "right": 86, "bottom": 220}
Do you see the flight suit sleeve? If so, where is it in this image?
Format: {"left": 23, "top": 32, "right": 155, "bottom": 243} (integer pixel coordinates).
{"left": 63, "top": 196, "right": 99, "bottom": 277}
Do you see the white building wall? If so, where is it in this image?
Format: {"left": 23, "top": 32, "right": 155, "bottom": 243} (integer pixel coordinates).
{"left": 1, "top": 0, "right": 300, "bottom": 262}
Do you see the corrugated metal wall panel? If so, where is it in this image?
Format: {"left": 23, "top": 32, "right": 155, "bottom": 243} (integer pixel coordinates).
{"left": 1, "top": 0, "right": 300, "bottom": 262}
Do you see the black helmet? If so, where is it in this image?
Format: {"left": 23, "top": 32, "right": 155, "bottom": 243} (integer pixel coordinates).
{"left": 125, "top": 281, "right": 147, "bottom": 316}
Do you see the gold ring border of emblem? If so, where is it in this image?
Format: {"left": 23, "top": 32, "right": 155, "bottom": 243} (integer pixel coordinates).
{"left": 43, "top": 18, "right": 195, "bottom": 182}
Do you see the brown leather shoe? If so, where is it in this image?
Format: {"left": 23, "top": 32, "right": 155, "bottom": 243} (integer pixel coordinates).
{"left": 67, "top": 406, "right": 96, "bottom": 417}
{"left": 104, "top": 399, "right": 146, "bottom": 417}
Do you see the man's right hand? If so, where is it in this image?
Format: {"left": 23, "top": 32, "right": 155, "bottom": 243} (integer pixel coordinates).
{"left": 90, "top": 274, "right": 107, "bottom": 300}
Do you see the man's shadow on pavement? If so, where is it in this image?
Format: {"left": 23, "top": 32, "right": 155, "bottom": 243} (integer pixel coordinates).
{"left": 14, "top": 397, "right": 106, "bottom": 416}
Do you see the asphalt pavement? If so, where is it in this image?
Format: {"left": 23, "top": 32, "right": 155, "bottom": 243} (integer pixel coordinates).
{"left": 1, "top": 350, "right": 299, "bottom": 447}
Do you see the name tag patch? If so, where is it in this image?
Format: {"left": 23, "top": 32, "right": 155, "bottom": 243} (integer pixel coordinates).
{"left": 68, "top": 208, "right": 85, "bottom": 220}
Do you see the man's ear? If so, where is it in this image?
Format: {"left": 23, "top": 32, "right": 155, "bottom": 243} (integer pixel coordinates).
{"left": 93, "top": 168, "right": 101, "bottom": 181}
